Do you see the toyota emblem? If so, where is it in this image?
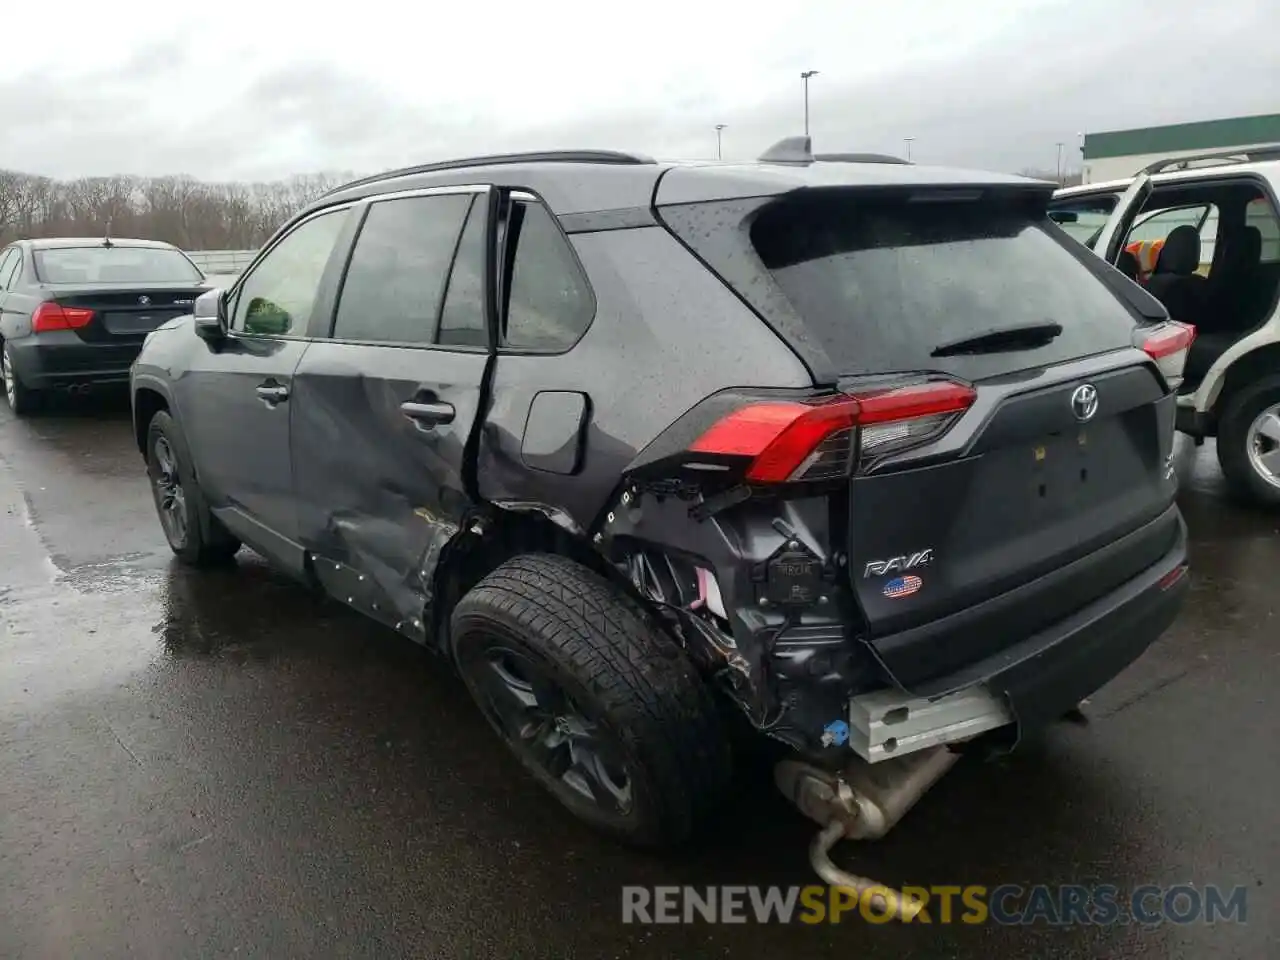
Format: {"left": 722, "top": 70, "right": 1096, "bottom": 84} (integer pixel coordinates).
{"left": 138, "top": 295, "right": 151, "bottom": 306}
{"left": 1071, "top": 384, "right": 1099, "bottom": 422}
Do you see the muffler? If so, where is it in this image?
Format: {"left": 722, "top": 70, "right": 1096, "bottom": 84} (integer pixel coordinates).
{"left": 775, "top": 746, "right": 960, "bottom": 920}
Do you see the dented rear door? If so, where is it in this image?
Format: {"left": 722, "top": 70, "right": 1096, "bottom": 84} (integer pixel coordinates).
{"left": 289, "top": 185, "right": 496, "bottom": 638}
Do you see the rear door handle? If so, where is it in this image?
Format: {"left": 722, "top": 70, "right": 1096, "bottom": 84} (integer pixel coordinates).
{"left": 401, "top": 400, "right": 455, "bottom": 427}
{"left": 256, "top": 383, "right": 289, "bottom": 403}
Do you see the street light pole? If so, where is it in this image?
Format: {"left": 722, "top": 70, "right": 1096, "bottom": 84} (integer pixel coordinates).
{"left": 715, "top": 123, "right": 726, "bottom": 160}
{"left": 1056, "top": 142, "right": 1065, "bottom": 185}
{"left": 904, "top": 137, "right": 914, "bottom": 162}
{"left": 800, "top": 70, "right": 819, "bottom": 137}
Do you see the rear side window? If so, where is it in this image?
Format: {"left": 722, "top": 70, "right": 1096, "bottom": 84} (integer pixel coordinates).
{"left": 0, "top": 249, "right": 18, "bottom": 289}
{"left": 501, "top": 199, "right": 594, "bottom": 351}
{"left": 333, "top": 193, "right": 474, "bottom": 345}
{"left": 1247, "top": 197, "right": 1280, "bottom": 263}
{"left": 34, "top": 246, "right": 202, "bottom": 284}
{"left": 749, "top": 192, "right": 1140, "bottom": 380}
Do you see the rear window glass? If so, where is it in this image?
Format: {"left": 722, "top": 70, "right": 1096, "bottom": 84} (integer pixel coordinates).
{"left": 750, "top": 193, "right": 1138, "bottom": 379}
{"left": 34, "top": 246, "right": 203, "bottom": 284}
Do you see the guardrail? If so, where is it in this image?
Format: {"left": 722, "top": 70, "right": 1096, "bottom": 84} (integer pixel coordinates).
{"left": 185, "top": 249, "right": 258, "bottom": 276}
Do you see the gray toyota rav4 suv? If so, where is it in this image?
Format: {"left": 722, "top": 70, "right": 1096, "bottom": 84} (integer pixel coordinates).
{"left": 131, "top": 138, "right": 1190, "bottom": 885}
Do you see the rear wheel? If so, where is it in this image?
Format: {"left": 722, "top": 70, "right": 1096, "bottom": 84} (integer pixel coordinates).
{"left": 1, "top": 341, "right": 40, "bottom": 416}
{"left": 1217, "top": 381, "right": 1280, "bottom": 506}
{"left": 451, "top": 553, "right": 731, "bottom": 847}
{"left": 146, "top": 410, "right": 241, "bottom": 565}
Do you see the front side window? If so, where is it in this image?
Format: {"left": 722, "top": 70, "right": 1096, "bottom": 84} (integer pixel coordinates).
{"left": 233, "top": 209, "right": 348, "bottom": 336}
{"left": 34, "top": 246, "right": 203, "bottom": 284}
{"left": 332, "top": 193, "right": 475, "bottom": 345}
{"left": 501, "top": 199, "right": 594, "bottom": 351}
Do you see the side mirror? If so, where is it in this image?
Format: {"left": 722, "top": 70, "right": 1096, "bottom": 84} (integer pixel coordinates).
{"left": 193, "top": 288, "right": 227, "bottom": 342}
{"left": 1048, "top": 209, "right": 1080, "bottom": 224}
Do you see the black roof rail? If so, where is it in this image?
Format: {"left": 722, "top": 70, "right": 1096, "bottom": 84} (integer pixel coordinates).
{"left": 814, "top": 152, "right": 911, "bottom": 165}
{"left": 759, "top": 136, "right": 815, "bottom": 164}
{"left": 1140, "top": 143, "right": 1280, "bottom": 175}
{"left": 322, "top": 149, "right": 657, "bottom": 197}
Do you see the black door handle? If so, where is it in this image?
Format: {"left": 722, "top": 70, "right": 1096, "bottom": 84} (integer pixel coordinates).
{"left": 256, "top": 383, "right": 289, "bottom": 403}
{"left": 401, "top": 400, "right": 455, "bottom": 426}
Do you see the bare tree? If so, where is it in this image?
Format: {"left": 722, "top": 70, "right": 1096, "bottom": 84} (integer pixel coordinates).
{"left": 0, "top": 167, "right": 354, "bottom": 248}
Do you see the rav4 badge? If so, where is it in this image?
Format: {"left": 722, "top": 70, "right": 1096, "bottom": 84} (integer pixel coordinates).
{"left": 864, "top": 548, "right": 933, "bottom": 579}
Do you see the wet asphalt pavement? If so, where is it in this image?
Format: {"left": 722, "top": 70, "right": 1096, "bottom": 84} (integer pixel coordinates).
{"left": 0, "top": 391, "right": 1274, "bottom": 959}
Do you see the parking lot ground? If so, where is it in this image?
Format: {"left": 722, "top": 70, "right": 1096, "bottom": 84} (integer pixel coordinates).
{"left": 0, "top": 392, "right": 1275, "bottom": 959}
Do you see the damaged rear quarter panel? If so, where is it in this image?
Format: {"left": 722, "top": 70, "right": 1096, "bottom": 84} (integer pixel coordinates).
{"left": 476, "top": 224, "right": 811, "bottom": 529}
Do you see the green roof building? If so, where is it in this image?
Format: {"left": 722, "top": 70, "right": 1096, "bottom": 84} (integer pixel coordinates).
{"left": 1081, "top": 113, "right": 1280, "bottom": 183}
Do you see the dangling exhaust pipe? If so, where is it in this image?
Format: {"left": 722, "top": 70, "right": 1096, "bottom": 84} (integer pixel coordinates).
{"left": 775, "top": 746, "right": 960, "bottom": 921}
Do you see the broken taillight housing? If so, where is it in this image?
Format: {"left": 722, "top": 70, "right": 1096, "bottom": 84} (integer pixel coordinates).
{"left": 688, "top": 380, "right": 977, "bottom": 482}
{"left": 1136, "top": 321, "right": 1195, "bottom": 388}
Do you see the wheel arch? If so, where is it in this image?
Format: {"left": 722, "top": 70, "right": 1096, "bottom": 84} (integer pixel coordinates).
{"left": 1206, "top": 342, "right": 1280, "bottom": 431}
{"left": 132, "top": 376, "right": 175, "bottom": 454}
{"left": 427, "top": 503, "right": 651, "bottom": 659}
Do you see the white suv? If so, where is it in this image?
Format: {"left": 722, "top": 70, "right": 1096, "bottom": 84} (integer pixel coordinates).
{"left": 1051, "top": 147, "right": 1280, "bottom": 504}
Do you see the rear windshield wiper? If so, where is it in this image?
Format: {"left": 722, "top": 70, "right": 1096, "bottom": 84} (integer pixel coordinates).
{"left": 930, "top": 322, "right": 1064, "bottom": 357}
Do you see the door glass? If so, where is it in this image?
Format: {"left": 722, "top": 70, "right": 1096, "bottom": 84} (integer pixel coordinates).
{"left": 332, "top": 193, "right": 474, "bottom": 345}
{"left": 502, "top": 199, "right": 594, "bottom": 350}
{"left": 437, "top": 199, "right": 489, "bottom": 347}
{"left": 233, "top": 209, "right": 348, "bottom": 336}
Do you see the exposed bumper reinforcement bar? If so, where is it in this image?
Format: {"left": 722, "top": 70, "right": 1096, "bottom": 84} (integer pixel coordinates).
{"left": 847, "top": 684, "right": 1013, "bottom": 763}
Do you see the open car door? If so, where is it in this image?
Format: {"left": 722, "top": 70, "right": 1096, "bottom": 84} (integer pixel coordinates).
{"left": 1094, "top": 173, "right": 1153, "bottom": 265}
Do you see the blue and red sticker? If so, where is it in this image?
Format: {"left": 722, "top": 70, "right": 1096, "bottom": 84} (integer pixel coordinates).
{"left": 882, "top": 575, "right": 923, "bottom": 599}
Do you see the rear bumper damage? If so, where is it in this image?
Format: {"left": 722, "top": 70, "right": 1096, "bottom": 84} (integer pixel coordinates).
{"left": 776, "top": 527, "right": 1188, "bottom": 916}
{"left": 847, "top": 516, "right": 1189, "bottom": 762}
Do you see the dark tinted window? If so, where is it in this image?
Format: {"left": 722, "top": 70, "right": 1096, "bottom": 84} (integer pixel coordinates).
{"left": 438, "top": 199, "right": 488, "bottom": 347}
{"left": 503, "top": 200, "right": 594, "bottom": 350}
{"left": 234, "top": 208, "right": 348, "bottom": 336}
{"left": 750, "top": 192, "right": 1138, "bottom": 380}
{"left": 333, "top": 193, "right": 473, "bottom": 345}
{"left": 34, "top": 246, "right": 202, "bottom": 283}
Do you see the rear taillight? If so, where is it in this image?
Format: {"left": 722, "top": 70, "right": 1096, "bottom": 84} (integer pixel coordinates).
{"left": 688, "top": 380, "right": 976, "bottom": 483}
{"left": 32, "top": 303, "right": 95, "bottom": 333}
{"left": 1137, "top": 321, "right": 1195, "bottom": 386}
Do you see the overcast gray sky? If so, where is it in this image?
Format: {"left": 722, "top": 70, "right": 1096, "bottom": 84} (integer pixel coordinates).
{"left": 3, "top": 0, "right": 1277, "bottom": 182}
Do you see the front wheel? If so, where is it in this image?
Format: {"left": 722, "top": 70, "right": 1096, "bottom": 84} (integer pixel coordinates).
{"left": 451, "top": 553, "right": 732, "bottom": 847}
{"left": 146, "top": 410, "right": 241, "bottom": 565}
{"left": 1216, "top": 382, "right": 1280, "bottom": 506}
{"left": 1, "top": 341, "right": 41, "bottom": 416}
